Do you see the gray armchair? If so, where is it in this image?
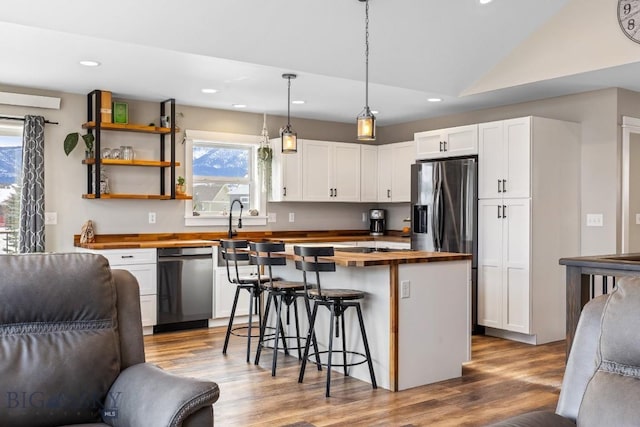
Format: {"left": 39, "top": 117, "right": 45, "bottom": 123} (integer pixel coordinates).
{"left": 0, "top": 253, "right": 219, "bottom": 427}
{"left": 489, "top": 277, "right": 640, "bottom": 426}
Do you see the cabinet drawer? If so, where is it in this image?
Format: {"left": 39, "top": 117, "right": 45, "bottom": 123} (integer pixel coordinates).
{"left": 140, "top": 295, "right": 157, "bottom": 327}
{"left": 97, "top": 248, "right": 157, "bottom": 266}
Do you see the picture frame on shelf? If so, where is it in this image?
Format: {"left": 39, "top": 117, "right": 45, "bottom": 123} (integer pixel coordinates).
{"left": 113, "top": 102, "right": 128, "bottom": 124}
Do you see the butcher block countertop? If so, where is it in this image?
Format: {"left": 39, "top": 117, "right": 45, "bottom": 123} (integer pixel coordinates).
{"left": 73, "top": 230, "right": 410, "bottom": 250}
{"left": 286, "top": 249, "right": 472, "bottom": 267}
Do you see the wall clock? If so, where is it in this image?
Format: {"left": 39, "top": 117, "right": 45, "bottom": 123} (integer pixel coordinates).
{"left": 619, "top": 0, "right": 640, "bottom": 44}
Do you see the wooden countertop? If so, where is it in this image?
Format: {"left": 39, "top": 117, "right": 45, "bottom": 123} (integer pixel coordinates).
{"left": 77, "top": 239, "right": 217, "bottom": 250}
{"left": 282, "top": 248, "right": 472, "bottom": 267}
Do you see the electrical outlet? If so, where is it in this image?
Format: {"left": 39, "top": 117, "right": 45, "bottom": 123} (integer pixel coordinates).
{"left": 636, "top": 213, "right": 640, "bottom": 225}
{"left": 268, "top": 212, "right": 277, "bottom": 223}
{"left": 401, "top": 280, "right": 410, "bottom": 299}
{"left": 586, "top": 213, "right": 603, "bottom": 227}
{"left": 148, "top": 212, "right": 156, "bottom": 224}
{"left": 289, "top": 212, "right": 295, "bottom": 222}
{"left": 44, "top": 212, "right": 57, "bottom": 225}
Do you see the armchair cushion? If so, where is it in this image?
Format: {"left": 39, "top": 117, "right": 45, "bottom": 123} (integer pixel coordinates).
{"left": 0, "top": 253, "right": 120, "bottom": 426}
{"left": 104, "top": 363, "right": 219, "bottom": 427}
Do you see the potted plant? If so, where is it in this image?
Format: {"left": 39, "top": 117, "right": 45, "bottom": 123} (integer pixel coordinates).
{"left": 257, "top": 145, "right": 273, "bottom": 195}
{"left": 176, "top": 176, "right": 186, "bottom": 195}
{"left": 64, "top": 132, "right": 95, "bottom": 158}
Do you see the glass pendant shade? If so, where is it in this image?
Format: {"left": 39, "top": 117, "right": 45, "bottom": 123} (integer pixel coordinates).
{"left": 357, "top": 108, "right": 376, "bottom": 141}
{"left": 281, "top": 126, "right": 297, "bottom": 153}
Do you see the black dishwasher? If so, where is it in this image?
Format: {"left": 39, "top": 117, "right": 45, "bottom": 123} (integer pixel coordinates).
{"left": 155, "top": 247, "right": 213, "bottom": 332}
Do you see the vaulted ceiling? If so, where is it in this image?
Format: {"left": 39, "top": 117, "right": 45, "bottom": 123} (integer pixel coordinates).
{"left": 1, "top": 0, "right": 639, "bottom": 125}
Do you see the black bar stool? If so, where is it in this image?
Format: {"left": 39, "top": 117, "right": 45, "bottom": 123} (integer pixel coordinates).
{"left": 295, "top": 245, "right": 377, "bottom": 397}
{"left": 251, "top": 241, "right": 320, "bottom": 376}
{"left": 220, "top": 239, "right": 270, "bottom": 363}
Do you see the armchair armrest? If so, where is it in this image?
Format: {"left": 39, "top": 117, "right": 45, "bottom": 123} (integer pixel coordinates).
{"left": 104, "top": 363, "right": 219, "bottom": 427}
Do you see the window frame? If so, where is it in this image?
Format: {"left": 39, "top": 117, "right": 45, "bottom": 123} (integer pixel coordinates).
{"left": 183, "top": 130, "right": 267, "bottom": 227}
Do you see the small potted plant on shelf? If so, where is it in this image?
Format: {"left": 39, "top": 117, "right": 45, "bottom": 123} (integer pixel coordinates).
{"left": 176, "top": 176, "right": 186, "bottom": 195}
{"left": 64, "top": 132, "right": 95, "bottom": 158}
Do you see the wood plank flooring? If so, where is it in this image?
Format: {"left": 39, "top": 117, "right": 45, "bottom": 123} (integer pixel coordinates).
{"left": 144, "top": 326, "right": 566, "bottom": 426}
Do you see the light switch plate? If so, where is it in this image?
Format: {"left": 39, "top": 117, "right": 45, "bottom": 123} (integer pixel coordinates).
{"left": 288, "top": 212, "right": 295, "bottom": 222}
{"left": 401, "top": 280, "right": 410, "bottom": 299}
{"left": 268, "top": 212, "right": 277, "bottom": 223}
{"left": 586, "top": 213, "right": 603, "bottom": 227}
{"left": 148, "top": 212, "right": 156, "bottom": 224}
{"left": 636, "top": 213, "right": 640, "bottom": 225}
{"left": 44, "top": 212, "right": 57, "bottom": 225}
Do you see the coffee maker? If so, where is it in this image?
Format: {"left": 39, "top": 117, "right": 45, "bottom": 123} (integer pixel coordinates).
{"left": 369, "top": 209, "right": 386, "bottom": 236}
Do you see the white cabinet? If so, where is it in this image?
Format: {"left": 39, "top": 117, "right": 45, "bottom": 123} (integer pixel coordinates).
{"left": 270, "top": 137, "right": 304, "bottom": 202}
{"left": 303, "top": 140, "right": 360, "bottom": 202}
{"left": 478, "top": 118, "right": 531, "bottom": 199}
{"left": 214, "top": 267, "right": 252, "bottom": 318}
{"left": 477, "top": 116, "right": 580, "bottom": 345}
{"left": 75, "top": 248, "right": 157, "bottom": 334}
{"left": 478, "top": 198, "right": 530, "bottom": 334}
{"left": 414, "top": 124, "right": 478, "bottom": 160}
{"left": 377, "top": 140, "right": 415, "bottom": 202}
{"left": 360, "top": 145, "right": 378, "bottom": 202}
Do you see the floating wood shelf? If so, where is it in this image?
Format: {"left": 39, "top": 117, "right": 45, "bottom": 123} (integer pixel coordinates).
{"left": 82, "top": 193, "right": 192, "bottom": 200}
{"left": 82, "top": 122, "right": 176, "bottom": 134}
{"left": 83, "top": 159, "right": 181, "bottom": 167}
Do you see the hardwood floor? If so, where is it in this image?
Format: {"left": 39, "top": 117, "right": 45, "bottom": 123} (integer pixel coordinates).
{"left": 144, "top": 326, "right": 566, "bottom": 426}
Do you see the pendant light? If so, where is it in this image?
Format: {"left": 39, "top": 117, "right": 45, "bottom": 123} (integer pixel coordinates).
{"left": 357, "top": 0, "right": 376, "bottom": 141}
{"left": 281, "top": 73, "right": 298, "bottom": 153}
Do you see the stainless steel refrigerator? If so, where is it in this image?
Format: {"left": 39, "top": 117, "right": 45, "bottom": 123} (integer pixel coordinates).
{"left": 411, "top": 157, "right": 478, "bottom": 329}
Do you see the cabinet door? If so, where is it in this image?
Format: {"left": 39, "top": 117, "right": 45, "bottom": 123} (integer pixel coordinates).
{"left": 333, "top": 142, "right": 361, "bottom": 201}
{"left": 360, "top": 145, "right": 378, "bottom": 202}
{"left": 415, "top": 130, "right": 445, "bottom": 160}
{"left": 214, "top": 268, "right": 251, "bottom": 318}
{"left": 140, "top": 295, "right": 158, "bottom": 327}
{"left": 121, "top": 263, "right": 157, "bottom": 296}
{"left": 503, "top": 117, "right": 531, "bottom": 198}
{"left": 391, "top": 141, "right": 415, "bottom": 202}
{"left": 477, "top": 199, "right": 504, "bottom": 328}
{"left": 478, "top": 121, "right": 504, "bottom": 199}
{"left": 302, "top": 140, "right": 332, "bottom": 201}
{"left": 502, "top": 198, "right": 531, "bottom": 334}
{"left": 377, "top": 145, "right": 393, "bottom": 201}
{"left": 444, "top": 124, "right": 478, "bottom": 157}
{"left": 270, "top": 137, "right": 304, "bottom": 201}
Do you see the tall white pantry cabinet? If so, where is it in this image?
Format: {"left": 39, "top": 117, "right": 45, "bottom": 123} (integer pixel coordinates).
{"left": 477, "top": 116, "right": 580, "bottom": 345}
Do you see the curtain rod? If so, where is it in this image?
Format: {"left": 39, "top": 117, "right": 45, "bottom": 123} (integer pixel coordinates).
{"left": 0, "top": 115, "right": 59, "bottom": 125}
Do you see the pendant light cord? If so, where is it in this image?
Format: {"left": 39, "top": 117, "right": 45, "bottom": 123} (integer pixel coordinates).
{"left": 365, "top": 0, "right": 370, "bottom": 110}
{"left": 287, "top": 76, "right": 292, "bottom": 127}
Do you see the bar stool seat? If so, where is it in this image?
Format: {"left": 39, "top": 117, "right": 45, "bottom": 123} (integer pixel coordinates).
{"left": 251, "top": 241, "right": 321, "bottom": 377}
{"left": 295, "top": 245, "right": 377, "bottom": 398}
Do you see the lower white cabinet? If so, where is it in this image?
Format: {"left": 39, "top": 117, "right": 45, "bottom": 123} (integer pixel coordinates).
{"left": 214, "top": 267, "right": 252, "bottom": 319}
{"left": 478, "top": 199, "right": 530, "bottom": 334}
{"left": 75, "top": 248, "right": 157, "bottom": 334}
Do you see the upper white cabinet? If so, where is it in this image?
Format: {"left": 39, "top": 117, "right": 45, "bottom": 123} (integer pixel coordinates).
{"left": 377, "top": 141, "right": 415, "bottom": 202}
{"left": 415, "top": 124, "right": 478, "bottom": 160}
{"left": 303, "top": 140, "right": 361, "bottom": 202}
{"left": 360, "top": 145, "right": 378, "bottom": 202}
{"left": 478, "top": 118, "right": 531, "bottom": 199}
{"left": 270, "top": 137, "right": 304, "bottom": 202}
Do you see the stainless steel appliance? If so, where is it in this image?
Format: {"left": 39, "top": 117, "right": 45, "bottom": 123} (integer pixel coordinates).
{"left": 369, "top": 208, "right": 386, "bottom": 236}
{"left": 411, "top": 157, "right": 478, "bottom": 329}
{"left": 156, "top": 247, "right": 213, "bottom": 331}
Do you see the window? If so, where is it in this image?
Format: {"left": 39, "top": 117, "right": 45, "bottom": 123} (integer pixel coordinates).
{"left": 184, "top": 130, "right": 266, "bottom": 226}
{"left": 0, "top": 125, "right": 23, "bottom": 254}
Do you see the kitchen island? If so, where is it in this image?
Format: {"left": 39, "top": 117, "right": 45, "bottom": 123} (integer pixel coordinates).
{"left": 274, "top": 247, "right": 472, "bottom": 392}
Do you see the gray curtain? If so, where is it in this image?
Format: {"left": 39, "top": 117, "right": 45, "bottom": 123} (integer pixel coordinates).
{"left": 19, "top": 115, "right": 45, "bottom": 253}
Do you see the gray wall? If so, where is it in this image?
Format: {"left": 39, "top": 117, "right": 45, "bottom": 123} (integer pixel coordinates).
{"left": 1, "top": 84, "right": 633, "bottom": 256}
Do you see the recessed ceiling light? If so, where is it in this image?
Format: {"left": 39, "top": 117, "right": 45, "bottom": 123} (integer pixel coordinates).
{"left": 479, "top": 0, "right": 493, "bottom": 4}
{"left": 201, "top": 88, "right": 218, "bottom": 94}
{"left": 292, "top": 100, "right": 305, "bottom": 105}
{"left": 428, "top": 98, "right": 443, "bottom": 102}
{"left": 232, "top": 104, "right": 247, "bottom": 108}
{"left": 79, "top": 60, "right": 101, "bottom": 67}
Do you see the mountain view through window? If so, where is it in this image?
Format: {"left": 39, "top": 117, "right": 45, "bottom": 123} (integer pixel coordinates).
{"left": 0, "top": 131, "right": 22, "bottom": 254}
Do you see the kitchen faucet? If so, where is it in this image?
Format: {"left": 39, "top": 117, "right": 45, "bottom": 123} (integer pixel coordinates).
{"left": 228, "top": 199, "right": 244, "bottom": 238}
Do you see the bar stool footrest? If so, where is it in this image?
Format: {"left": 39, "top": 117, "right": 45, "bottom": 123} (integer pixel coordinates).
{"left": 306, "top": 350, "right": 371, "bottom": 369}
{"left": 230, "top": 325, "right": 276, "bottom": 339}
